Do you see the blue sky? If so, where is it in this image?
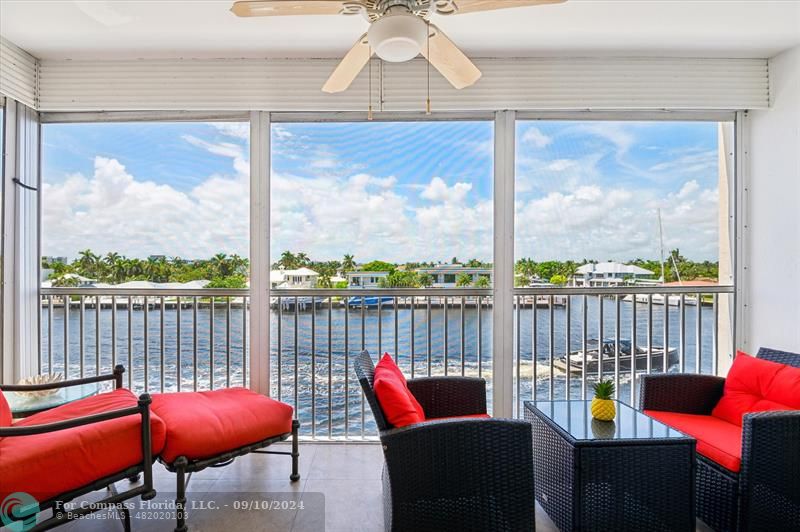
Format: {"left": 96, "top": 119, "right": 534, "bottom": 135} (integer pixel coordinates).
{"left": 40, "top": 119, "right": 720, "bottom": 263}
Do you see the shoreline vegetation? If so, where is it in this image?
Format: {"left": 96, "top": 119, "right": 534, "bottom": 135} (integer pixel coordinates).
{"left": 43, "top": 249, "right": 719, "bottom": 289}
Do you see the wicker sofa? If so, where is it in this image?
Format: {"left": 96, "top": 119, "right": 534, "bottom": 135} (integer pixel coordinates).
{"left": 354, "top": 350, "right": 535, "bottom": 532}
{"left": 638, "top": 347, "right": 800, "bottom": 531}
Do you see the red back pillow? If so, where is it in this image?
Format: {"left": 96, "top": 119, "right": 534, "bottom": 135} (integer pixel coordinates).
{"left": 373, "top": 353, "right": 425, "bottom": 428}
{"left": 0, "top": 390, "right": 12, "bottom": 427}
{"left": 712, "top": 351, "right": 800, "bottom": 426}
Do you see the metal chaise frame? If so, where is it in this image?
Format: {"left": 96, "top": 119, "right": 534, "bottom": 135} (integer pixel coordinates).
{"left": 0, "top": 366, "right": 156, "bottom": 531}
{"left": 157, "top": 414, "right": 300, "bottom": 532}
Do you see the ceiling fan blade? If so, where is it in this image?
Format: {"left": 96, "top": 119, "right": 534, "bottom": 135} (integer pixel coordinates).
{"left": 322, "top": 34, "right": 373, "bottom": 93}
{"left": 231, "top": 1, "right": 346, "bottom": 17}
{"left": 421, "top": 25, "right": 481, "bottom": 90}
{"left": 438, "top": 0, "right": 565, "bottom": 15}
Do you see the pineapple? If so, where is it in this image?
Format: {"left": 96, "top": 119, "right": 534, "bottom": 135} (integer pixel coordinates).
{"left": 591, "top": 379, "right": 616, "bottom": 421}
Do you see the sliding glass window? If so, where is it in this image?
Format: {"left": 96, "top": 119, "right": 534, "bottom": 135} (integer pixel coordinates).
{"left": 513, "top": 119, "right": 734, "bottom": 411}
{"left": 40, "top": 120, "right": 250, "bottom": 392}
{"left": 270, "top": 119, "right": 494, "bottom": 437}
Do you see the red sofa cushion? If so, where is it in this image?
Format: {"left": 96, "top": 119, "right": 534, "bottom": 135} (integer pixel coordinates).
{"left": 373, "top": 353, "right": 425, "bottom": 428}
{"left": 0, "top": 391, "right": 10, "bottom": 427}
{"left": 151, "top": 388, "right": 293, "bottom": 464}
{"left": 645, "top": 410, "right": 742, "bottom": 472}
{"left": 0, "top": 388, "right": 167, "bottom": 501}
{"left": 712, "top": 351, "right": 800, "bottom": 426}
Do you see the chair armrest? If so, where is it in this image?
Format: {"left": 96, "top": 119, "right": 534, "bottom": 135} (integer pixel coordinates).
{"left": 0, "top": 392, "right": 152, "bottom": 437}
{"left": 0, "top": 365, "right": 126, "bottom": 392}
{"left": 739, "top": 410, "right": 800, "bottom": 528}
{"left": 638, "top": 373, "right": 725, "bottom": 414}
{"left": 381, "top": 418, "right": 534, "bottom": 529}
{"left": 406, "top": 376, "right": 487, "bottom": 418}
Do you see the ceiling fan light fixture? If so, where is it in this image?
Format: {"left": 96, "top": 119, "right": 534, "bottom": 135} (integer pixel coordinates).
{"left": 367, "top": 13, "right": 428, "bottom": 63}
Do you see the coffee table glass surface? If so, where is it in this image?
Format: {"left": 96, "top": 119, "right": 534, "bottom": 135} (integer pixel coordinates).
{"left": 530, "top": 399, "right": 686, "bottom": 441}
{"left": 7, "top": 382, "right": 104, "bottom": 417}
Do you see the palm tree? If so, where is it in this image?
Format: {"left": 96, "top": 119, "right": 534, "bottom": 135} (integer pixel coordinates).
{"left": 474, "top": 276, "right": 491, "bottom": 288}
{"left": 279, "top": 251, "right": 297, "bottom": 270}
{"left": 296, "top": 252, "right": 310, "bottom": 266}
{"left": 341, "top": 254, "right": 356, "bottom": 272}
{"left": 76, "top": 249, "right": 100, "bottom": 277}
{"left": 456, "top": 273, "right": 473, "bottom": 287}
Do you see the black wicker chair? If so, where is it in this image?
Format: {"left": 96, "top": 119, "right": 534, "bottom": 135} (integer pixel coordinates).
{"left": 354, "top": 350, "right": 535, "bottom": 532}
{"left": 638, "top": 347, "right": 800, "bottom": 532}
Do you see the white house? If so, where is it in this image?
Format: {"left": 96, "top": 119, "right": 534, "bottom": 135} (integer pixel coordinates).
{"left": 346, "top": 271, "right": 390, "bottom": 288}
{"left": 270, "top": 267, "right": 319, "bottom": 288}
{"left": 416, "top": 265, "right": 493, "bottom": 288}
{"left": 574, "top": 262, "right": 655, "bottom": 287}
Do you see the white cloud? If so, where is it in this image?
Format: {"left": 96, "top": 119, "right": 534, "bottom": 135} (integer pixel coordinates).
{"left": 522, "top": 127, "right": 552, "bottom": 149}
{"left": 515, "top": 181, "right": 719, "bottom": 261}
{"left": 208, "top": 122, "right": 249, "bottom": 141}
{"left": 419, "top": 177, "right": 473, "bottom": 203}
{"left": 42, "top": 156, "right": 249, "bottom": 260}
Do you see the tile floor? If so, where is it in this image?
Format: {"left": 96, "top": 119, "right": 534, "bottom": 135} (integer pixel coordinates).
{"left": 54, "top": 442, "right": 710, "bottom": 531}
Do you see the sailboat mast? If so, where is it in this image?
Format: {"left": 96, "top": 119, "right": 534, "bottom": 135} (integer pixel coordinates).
{"left": 657, "top": 208, "right": 665, "bottom": 283}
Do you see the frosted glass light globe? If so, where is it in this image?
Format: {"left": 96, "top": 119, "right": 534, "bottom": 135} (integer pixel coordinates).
{"left": 368, "top": 13, "right": 428, "bottom": 63}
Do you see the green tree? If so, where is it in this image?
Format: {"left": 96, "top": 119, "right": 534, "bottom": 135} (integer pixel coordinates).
{"left": 474, "top": 276, "right": 491, "bottom": 288}
{"left": 317, "top": 272, "right": 333, "bottom": 288}
{"left": 418, "top": 273, "right": 434, "bottom": 287}
{"left": 456, "top": 273, "right": 473, "bottom": 287}
{"left": 361, "top": 260, "right": 395, "bottom": 272}
{"left": 278, "top": 250, "right": 297, "bottom": 270}
{"left": 341, "top": 254, "right": 356, "bottom": 272}
{"left": 379, "top": 271, "right": 420, "bottom": 288}
{"left": 550, "top": 274, "right": 568, "bottom": 286}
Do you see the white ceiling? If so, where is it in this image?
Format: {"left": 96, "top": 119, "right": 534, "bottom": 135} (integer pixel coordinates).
{"left": 1, "top": 0, "right": 798, "bottom": 60}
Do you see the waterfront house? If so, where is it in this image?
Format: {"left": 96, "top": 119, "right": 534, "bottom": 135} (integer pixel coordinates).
{"left": 416, "top": 264, "right": 493, "bottom": 287}
{"left": 574, "top": 262, "right": 655, "bottom": 287}
{"left": 346, "top": 271, "right": 390, "bottom": 288}
{"left": 270, "top": 267, "right": 319, "bottom": 288}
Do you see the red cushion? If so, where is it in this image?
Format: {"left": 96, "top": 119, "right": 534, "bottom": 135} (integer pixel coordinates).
{"left": 645, "top": 410, "right": 742, "bottom": 472}
{"left": 0, "top": 391, "right": 10, "bottom": 427}
{"left": 0, "top": 388, "right": 167, "bottom": 501}
{"left": 373, "top": 353, "right": 425, "bottom": 428}
{"left": 712, "top": 351, "right": 800, "bottom": 426}
{"left": 151, "top": 388, "right": 293, "bottom": 464}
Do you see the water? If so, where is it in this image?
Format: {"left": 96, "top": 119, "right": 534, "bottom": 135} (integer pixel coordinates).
{"left": 40, "top": 296, "right": 719, "bottom": 437}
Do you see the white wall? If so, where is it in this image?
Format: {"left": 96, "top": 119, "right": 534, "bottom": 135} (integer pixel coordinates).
{"left": 746, "top": 45, "right": 800, "bottom": 354}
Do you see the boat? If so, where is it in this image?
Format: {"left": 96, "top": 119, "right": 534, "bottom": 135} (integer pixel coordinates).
{"left": 552, "top": 338, "right": 678, "bottom": 375}
{"left": 347, "top": 295, "right": 396, "bottom": 308}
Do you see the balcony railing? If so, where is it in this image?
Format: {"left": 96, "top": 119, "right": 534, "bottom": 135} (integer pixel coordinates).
{"left": 39, "top": 285, "right": 734, "bottom": 440}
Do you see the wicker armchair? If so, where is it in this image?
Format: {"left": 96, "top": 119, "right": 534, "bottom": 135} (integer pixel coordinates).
{"left": 354, "top": 351, "right": 535, "bottom": 532}
{"left": 639, "top": 347, "right": 800, "bottom": 531}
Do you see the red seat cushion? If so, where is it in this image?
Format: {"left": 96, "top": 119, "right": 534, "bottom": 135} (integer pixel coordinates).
{"left": 0, "top": 388, "right": 167, "bottom": 501}
{"left": 0, "top": 391, "right": 11, "bottom": 427}
{"left": 151, "top": 388, "right": 293, "bottom": 464}
{"left": 712, "top": 351, "right": 800, "bottom": 426}
{"left": 373, "top": 353, "right": 426, "bottom": 428}
{"left": 645, "top": 410, "right": 742, "bottom": 472}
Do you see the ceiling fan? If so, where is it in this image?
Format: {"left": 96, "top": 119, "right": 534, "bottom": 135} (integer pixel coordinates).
{"left": 231, "top": 0, "right": 565, "bottom": 93}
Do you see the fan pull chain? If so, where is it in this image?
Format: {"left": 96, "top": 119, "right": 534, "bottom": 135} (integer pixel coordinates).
{"left": 426, "top": 23, "right": 432, "bottom": 115}
{"left": 368, "top": 48, "right": 374, "bottom": 121}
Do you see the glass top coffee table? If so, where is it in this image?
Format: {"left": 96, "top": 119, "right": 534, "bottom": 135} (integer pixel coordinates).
{"left": 6, "top": 382, "right": 103, "bottom": 417}
{"left": 524, "top": 400, "right": 696, "bottom": 531}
